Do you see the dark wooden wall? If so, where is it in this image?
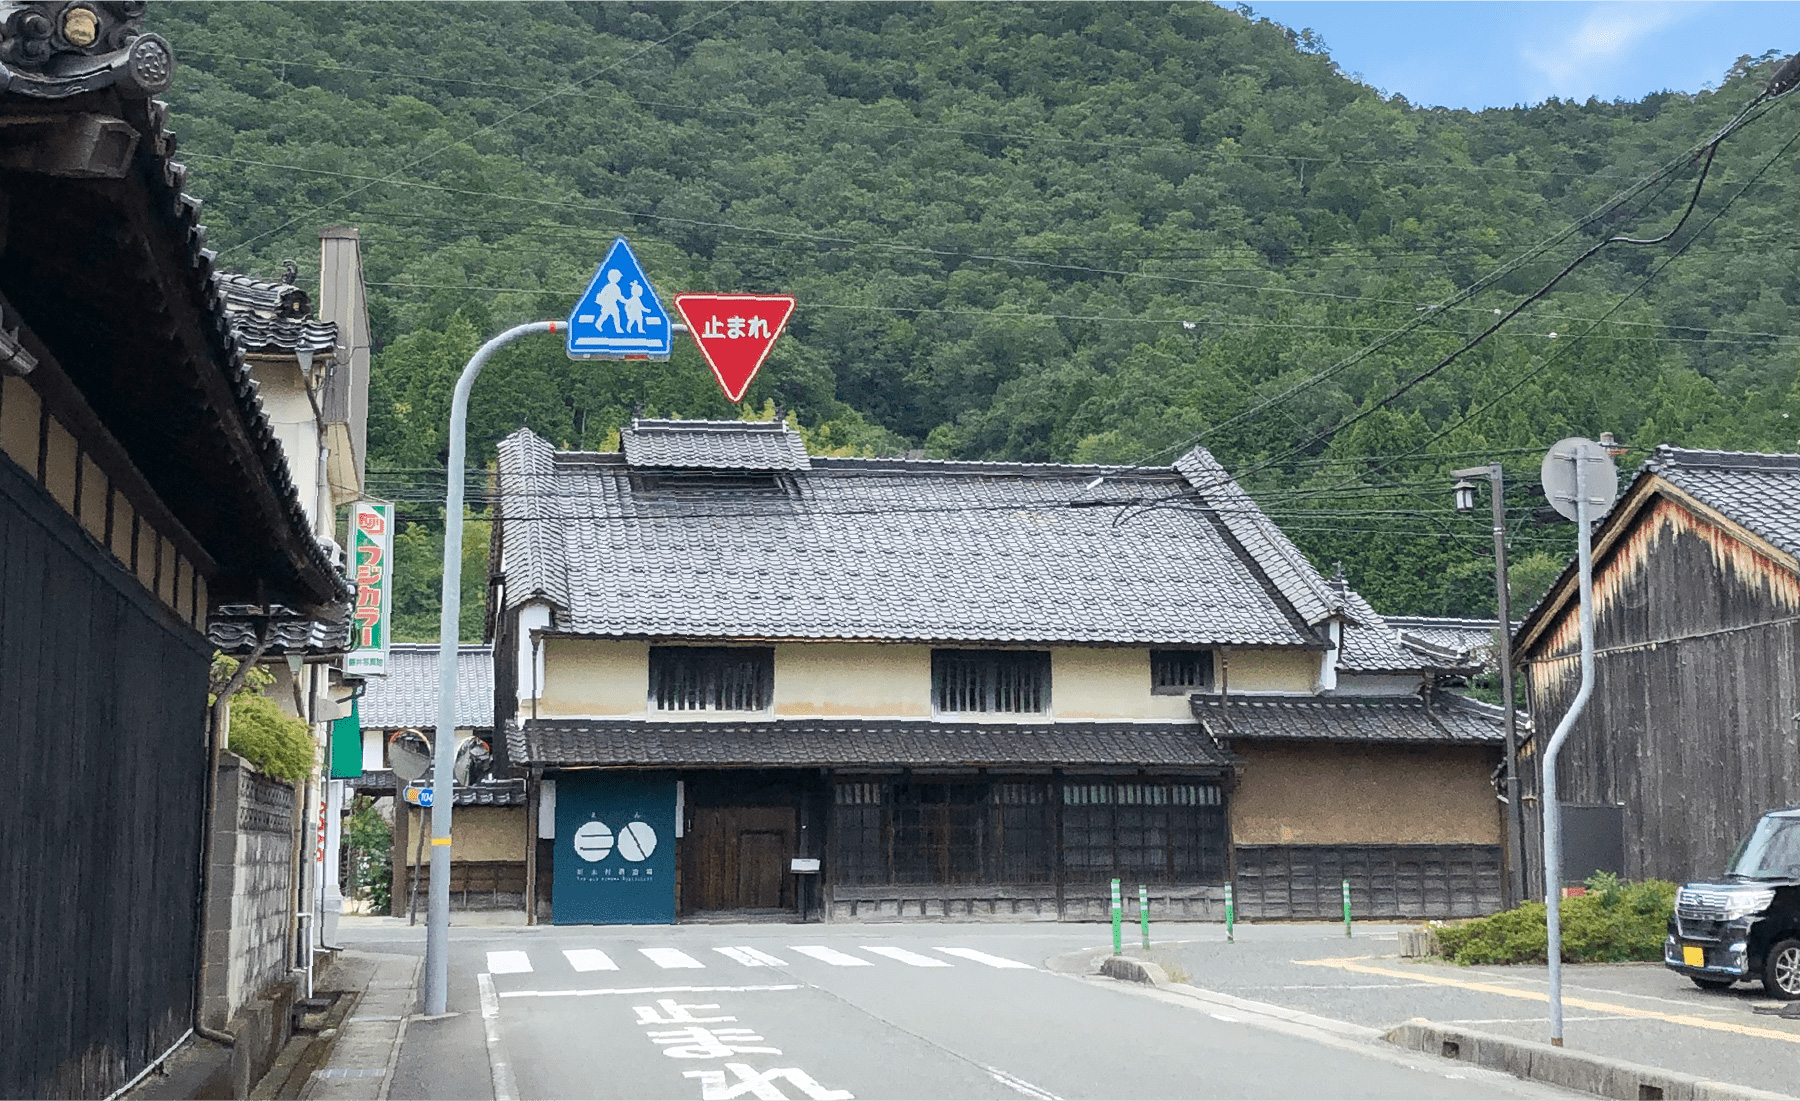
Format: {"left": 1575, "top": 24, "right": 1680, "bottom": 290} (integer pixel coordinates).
{"left": 0, "top": 455, "right": 211, "bottom": 1098}
{"left": 1522, "top": 502, "right": 1800, "bottom": 889}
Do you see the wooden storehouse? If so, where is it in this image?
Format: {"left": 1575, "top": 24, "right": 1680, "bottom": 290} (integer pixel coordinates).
{"left": 1515, "top": 446, "right": 1800, "bottom": 890}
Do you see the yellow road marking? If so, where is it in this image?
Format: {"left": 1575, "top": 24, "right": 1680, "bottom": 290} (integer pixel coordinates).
{"left": 1296, "top": 956, "right": 1800, "bottom": 1045}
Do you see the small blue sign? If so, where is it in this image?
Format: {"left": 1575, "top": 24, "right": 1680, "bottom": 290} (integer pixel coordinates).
{"left": 566, "top": 237, "right": 673, "bottom": 360}
{"left": 405, "top": 786, "right": 433, "bottom": 808}
{"left": 553, "top": 772, "right": 676, "bottom": 925}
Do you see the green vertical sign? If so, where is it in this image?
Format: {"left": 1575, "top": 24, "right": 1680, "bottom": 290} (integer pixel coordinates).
{"left": 345, "top": 500, "right": 394, "bottom": 677}
{"left": 329, "top": 698, "right": 362, "bottom": 779}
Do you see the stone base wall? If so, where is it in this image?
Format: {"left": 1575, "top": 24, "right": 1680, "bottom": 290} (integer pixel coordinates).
{"left": 825, "top": 882, "right": 1224, "bottom": 922}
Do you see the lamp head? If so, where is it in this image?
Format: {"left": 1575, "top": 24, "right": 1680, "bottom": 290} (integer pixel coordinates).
{"left": 1452, "top": 477, "right": 1478, "bottom": 514}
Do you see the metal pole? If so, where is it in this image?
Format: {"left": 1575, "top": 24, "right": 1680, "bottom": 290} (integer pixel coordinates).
{"left": 1139, "top": 884, "right": 1150, "bottom": 949}
{"left": 1543, "top": 458, "right": 1597, "bottom": 1048}
{"left": 1111, "top": 878, "right": 1122, "bottom": 956}
{"left": 1224, "top": 883, "right": 1234, "bottom": 943}
{"left": 1489, "top": 463, "right": 1527, "bottom": 908}
{"left": 1342, "top": 879, "right": 1352, "bottom": 938}
{"left": 425, "top": 320, "right": 559, "bottom": 1017}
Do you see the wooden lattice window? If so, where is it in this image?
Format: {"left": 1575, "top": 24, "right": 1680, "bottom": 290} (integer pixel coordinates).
{"left": 649, "top": 646, "right": 773, "bottom": 712}
{"left": 931, "top": 650, "right": 1050, "bottom": 714}
{"left": 1062, "top": 779, "right": 1227, "bottom": 884}
{"left": 1151, "top": 649, "right": 1214, "bottom": 693}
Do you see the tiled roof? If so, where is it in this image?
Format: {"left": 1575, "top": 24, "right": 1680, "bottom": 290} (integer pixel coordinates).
{"left": 219, "top": 273, "right": 339, "bottom": 355}
{"left": 496, "top": 427, "right": 1326, "bottom": 647}
{"left": 1192, "top": 693, "right": 1503, "bottom": 744}
{"left": 509, "top": 718, "right": 1235, "bottom": 770}
{"left": 1646, "top": 446, "right": 1800, "bottom": 561}
{"left": 1175, "top": 448, "right": 1341, "bottom": 627}
{"left": 1, "top": 73, "right": 349, "bottom": 608}
{"left": 1334, "top": 589, "right": 1426, "bottom": 673}
{"left": 1386, "top": 617, "right": 1510, "bottom": 670}
{"left": 621, "top": 418, "right": 811, "bottom": 471}
{"left": 358, "top": 644, "right": 495, "bottom": 730}
{"left": 208, "top": 602, "right": 353, "bottom": 657}
{"left": 346, "top": 771, "right": 525, "bottom": 806}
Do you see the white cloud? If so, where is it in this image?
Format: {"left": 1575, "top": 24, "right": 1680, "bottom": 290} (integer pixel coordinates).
{"left": 1520, "top": 1, "right": 1702, "bottom": 99}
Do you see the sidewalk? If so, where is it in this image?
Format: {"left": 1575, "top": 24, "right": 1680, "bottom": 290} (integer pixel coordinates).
{"left": 242, "top": 949, "right": 420, "bottom": 1101}
{"left": 1133, "top": 922, "right": 1798, "bottom": 1098}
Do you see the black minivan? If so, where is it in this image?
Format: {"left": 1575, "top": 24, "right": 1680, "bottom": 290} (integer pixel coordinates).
{"left": 1666, "top": 808, "right": 1800, "bottom": 997}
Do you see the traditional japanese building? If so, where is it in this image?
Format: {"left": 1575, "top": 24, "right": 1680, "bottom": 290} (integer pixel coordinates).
{"left": 490, "top": 418, "right": 1507, "bottom": 925}
{"left": 0, "top": 8, "right": 351, "bottom": 1095}
{"left": 1515, "top": 446, "right": 1800, "bottom": 891}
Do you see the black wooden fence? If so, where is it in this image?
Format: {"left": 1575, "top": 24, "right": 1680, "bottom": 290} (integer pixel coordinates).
{"left": 0, "top": 457, "right": 211, "bottom": 1098}
{"left": 1234, "top": 843, "right": 1504, "bottom": 920}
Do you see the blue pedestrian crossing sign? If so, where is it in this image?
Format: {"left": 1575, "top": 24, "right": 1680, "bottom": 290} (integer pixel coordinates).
{"left": 566, "top": 237, "right": 673, "bottom": 360}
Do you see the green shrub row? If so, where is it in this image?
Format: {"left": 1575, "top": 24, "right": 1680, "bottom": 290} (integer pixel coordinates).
{"left": 1435, "top": 873, "right": 1677, "bottom": 966}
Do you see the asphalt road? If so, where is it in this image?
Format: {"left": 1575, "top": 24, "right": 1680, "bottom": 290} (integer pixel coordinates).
{"left": 1156, "top": 922, "right": 1800, "bottom": 1097}
{"left": 343, "top": 920, "right": 1577, "bottom": 1101}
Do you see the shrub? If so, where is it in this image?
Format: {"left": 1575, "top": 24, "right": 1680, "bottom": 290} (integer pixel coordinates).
{"left": 346, "top": 797, "right": 393, "bottom": 914}
{"left": 228, "top": 691, "right": 314, "bottom": 784}
{"left": 1435, "top": 873, "right": 1677, "bottom": 966}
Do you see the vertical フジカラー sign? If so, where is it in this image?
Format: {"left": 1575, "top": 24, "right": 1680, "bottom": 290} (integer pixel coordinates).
{"left": 674, "top": 294, "right": 796, "bottom": 402}
{"left": 345, "top": 501, "right": 394, "bottom": 676}
{"left": 566, "top": 237, "right": 673, "bottom": 360}
{"left": 552, "top": 772, "right": 677, "bottom": 925}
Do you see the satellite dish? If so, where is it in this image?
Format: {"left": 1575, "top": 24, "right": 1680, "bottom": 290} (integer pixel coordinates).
{"left": 388, "top": 728, "right": 432, "bottom": 783}
{"left": 1540, "top": 438, "right": 1619, "bottom": 523}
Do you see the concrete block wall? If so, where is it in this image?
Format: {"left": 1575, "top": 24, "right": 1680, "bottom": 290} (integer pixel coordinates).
{"left": 202, "top": 755, "right": 297, "bottom": 1031}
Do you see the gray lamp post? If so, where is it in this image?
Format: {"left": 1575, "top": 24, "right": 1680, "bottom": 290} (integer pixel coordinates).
{"left": 1452, "top": 463, "right": 1526, "bottom": 908}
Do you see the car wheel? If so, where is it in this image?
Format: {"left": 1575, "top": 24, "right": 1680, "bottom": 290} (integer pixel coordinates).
{"left": 1690, "top": 975, "right": 1735, "bottom": 992}
{"left": 1764, "top": 939, "right": 1800, "bottom": 1000}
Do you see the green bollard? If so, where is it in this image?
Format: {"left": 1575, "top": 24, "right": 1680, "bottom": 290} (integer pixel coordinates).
{"left": 1139, "top": 884, "right": 1150, "bottom": 949}
{"left": 1225, "top": 883, "right": 1235, "bottom": 943}
{"left": 1111, "top": 878, "right": 1122, "bottom": 955}
{"left": 1342, "top": 879, "right": 1353, "bottom": 938}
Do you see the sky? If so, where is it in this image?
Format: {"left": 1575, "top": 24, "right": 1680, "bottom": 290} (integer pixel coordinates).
{"left": 1233, "top": 2, "right": 1798, "bottom": 110}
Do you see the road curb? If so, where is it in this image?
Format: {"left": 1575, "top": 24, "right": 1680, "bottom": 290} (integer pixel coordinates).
{"left": 1383, "top": 1019, "right": 1795, "bottom": 1100}
{"left": 1098, "top": 956, "right": 1170, "bottom": 985}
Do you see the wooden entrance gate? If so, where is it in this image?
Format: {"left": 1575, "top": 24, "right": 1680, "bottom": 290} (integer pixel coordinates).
{"left": 683, "top": 806, "right": 798, "bottom": 913}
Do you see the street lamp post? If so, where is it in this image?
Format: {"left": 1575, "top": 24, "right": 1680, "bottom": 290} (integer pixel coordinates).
{"left": 425, "top": 319, "right": 561, "bottom": 1016}
{"left": 1452, "top": 463, "right": 1526, "bottom": 908}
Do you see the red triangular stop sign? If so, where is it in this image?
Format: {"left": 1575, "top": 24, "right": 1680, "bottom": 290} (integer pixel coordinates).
{"left": 674, "top": 294, "right": 796, "bottom": 402}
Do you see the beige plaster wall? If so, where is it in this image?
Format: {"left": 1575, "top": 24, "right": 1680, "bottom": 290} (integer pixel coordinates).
{"left": 0, "top": 375, "right": 39, "bottom": 469}
{"left": 1231, "top": 742, "right": 1502, "bottom": 845}
{"left": 1226, "top": 648, "right": 1320, "bottom": 694}
{"left": 537, "top": 637, "right": 1321, "bottom": 721}
{"left": 1050, "top": 648, "right": 1193, "bottom": 721}
{"left": 537, "top": 638, "right": 650, "bottom": 717}
{"left": 404, "top": 805, "right": 525, "bottom": 864}
{"left": 774, "top": 643, "right": 931, "bottom": 717}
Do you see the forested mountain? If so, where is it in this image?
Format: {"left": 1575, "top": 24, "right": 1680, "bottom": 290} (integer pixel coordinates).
{"left": 146, "top": 2, "right": 1800, "bottom": 628}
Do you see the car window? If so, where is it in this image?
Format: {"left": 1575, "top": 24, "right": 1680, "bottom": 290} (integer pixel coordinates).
{"left": 1728, "top": 815, "right": 1800, "bottom": 879}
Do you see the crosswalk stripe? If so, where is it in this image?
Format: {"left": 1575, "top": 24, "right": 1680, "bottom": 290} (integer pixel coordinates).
{"left": 789, "top": 945, "right": 873, "bottom": 967}
{"left": 563, "top": 949, "right": 618, "bottom": 972}
{"left": 640, "top": 947, "right": 706, "bottom": 969}
{"left": 715, "top": 946, "right": 787, "bottom": 967}
{"left": 862, "top": 946, "right": 952, "bottom": 968}
{"left": 486, "top": 950, "right": 533, "bottom": 974}
{"left": 933, "top": 947, "right": 1033, "bottom": 969}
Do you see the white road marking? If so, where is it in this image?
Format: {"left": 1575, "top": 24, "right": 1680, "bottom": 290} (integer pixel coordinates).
{"left": 715, "top": 946, "right": 787, "bottom": 967}
{"left": 790, "top": 945, "right": 873, "bottom": 967}
{"left": 476, "top": 973, "right": 519, "bottom": 1101}
{"left": 1208, "top": 1012, "right": 1240, "bottom": 1023}
{"left": 861, "top": 946, "right": 952, "bottom": 968}
{"left": 501, "top": 984, "right": 801, "bottom": 998}
{"left": 933, "top": 947, "right": 1033, "bottom": 969}
{"left": 685, "top": 1064, "right": 853, "bottom": 1100}
{"left": 986, "top": 1065, "right": 1061, "bottom": 1100}
{"left": 485, "top": 950, "right": 532, "bottom": 974}
{"left": 640, "top": 947, "right": 706, "bottom": 969}
{"left": 563, "top": 949, "right": 619, "bottom": 972}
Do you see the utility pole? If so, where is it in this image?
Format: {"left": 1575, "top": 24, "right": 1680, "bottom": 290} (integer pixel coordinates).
{"left": 1452, "top": 463, "right": 1524, "bottom": 906}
